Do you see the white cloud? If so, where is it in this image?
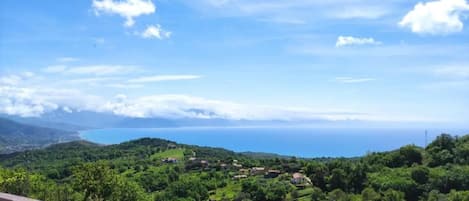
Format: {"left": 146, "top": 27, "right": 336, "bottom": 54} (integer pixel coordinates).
{"left": 102, "top": 94, "right": 364, "bottom": 120}
{"left": 291, "top": 43, "right": 469, "bottom": 58}
{"left": 0, "top": 86, "right": 104, "bottom": 117}
{"left": 22, "top": 72, "right": 35, "bottom": 78}
{"left": 422, "top": 80, "right": 469, "bottom": 91}
{"left": 399, "top": 0, "right": 469, "bottom": 35}
{"left": 67, "top": 77, "right": 120, "bottom": 84}
{"left": 42, "top": 65, "right": 139, "bottom": 76}
{"left": 0, "top": 72, "right": 38, "bottom": 86}
{"left": 257, "top": 17, "right": 306, "bottom": 24}
{"left": 95, "top": 38, "right": 106, "bottom": 44}
{"left": 0, "top": 80, "right": 364, "bottom": 121}
{"left": 128, "top": 75, "right": 201, "bottom": 83}
{"left": 335, "top": 36, "right": 381, "bottom": 47}
{"left": 42, "top": 65, "right": 67, "bottom": 73}
{"left": 62, "top": 106, "right": 73, "bottom": 113}
{"left": 140, "top": 25, "right": 171, "bottom": 39}
{"left": 92, "top": 0, "right": 156, "bottom": 27}
{"left": 0, "top": 69, "right": 380, "bottom": 121}
{"left": 105, "top": 83, "right": 145, "bottom": 89}
{"left": 103, "top": 94, "right": 236, "bottom": 119}
{"left": 66, "top": 65, "right": 137, "bottom": 75}
{"left": 0, "top": 88, "right": 56, "bottom": 117}
{"left": 0, "top": 75, "right": 22, "bottom": 85}
{"left": 420, "top": 65, "right": 469, "bottom": 91}
{"left": 186, "top": 0, "right": 398, "bottom": 23}
{"left": 0, "top": 82, "right": 366, "bottom": 120}
{"left": 335, "top": 77, "right": 376, "bottom": 83}
{"left": 56, "top": 57, "right": 79, "bottom": 63}
{"left": 433, "top": 65, "right": 469, "bottom": 78}
{"left": 329, "top": 5, "right": 390, "bottom": 19}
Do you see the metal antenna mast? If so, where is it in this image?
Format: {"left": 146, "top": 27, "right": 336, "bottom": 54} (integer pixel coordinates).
{"left": 425, "top": 130, "right": 428, "bottom": 147}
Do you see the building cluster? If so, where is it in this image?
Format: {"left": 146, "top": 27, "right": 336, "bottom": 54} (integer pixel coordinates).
{"left": 162, "top": 151, "right": 312, "bottom": 186}
{"left": 231, "top": 163, "right": 311, "bottom": 186}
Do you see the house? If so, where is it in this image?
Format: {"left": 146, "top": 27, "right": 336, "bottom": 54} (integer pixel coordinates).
{"left": 188, "top": 157, "right": 197, "bottom": 161}
{"left": 265, "top": 170, "right": 281, "bottom": 178}
{"left": 291, "top": 172, "right": 313, "bottom": 188}
{"left": 233, "top": 163, "right": 243, "bottom": 168}
{"left": 250, "top": 167, "right": 266, "bottom": 175}
{"left": 232, "top": 175, "right": 248, "bottom": 180}
{"left": 219, "top": 163, "right": 229, "bottom": 170}
{"left": 167, "top": 144, "right": 177, "bottom": 149}
{"left": 200, "top": 160, "right": 209, "bottom": 166}
{"left": 291, "top": 173, "right": 305, "bottom": 184}
{"left": 162, "top": 157, "right": 178, "bottom": 163}
{"left": 239, "top": 168, "right": 250, "bottom": 175}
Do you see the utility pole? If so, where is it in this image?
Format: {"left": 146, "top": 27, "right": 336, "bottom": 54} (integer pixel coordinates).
{"left": 425, "top": 130, "right": 428, "bottom": 147}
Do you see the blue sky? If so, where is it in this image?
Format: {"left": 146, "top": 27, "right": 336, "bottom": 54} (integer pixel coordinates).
{"left": 0, "top": 0, "right": 468, "bottom": 126}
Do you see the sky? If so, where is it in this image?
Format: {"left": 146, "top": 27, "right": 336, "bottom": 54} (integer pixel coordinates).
{"left": 0, "top": 0, "right": 468, "bottom": 126}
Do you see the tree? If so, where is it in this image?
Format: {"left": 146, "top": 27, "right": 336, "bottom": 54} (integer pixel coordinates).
{"left": 349, "top": 163, "right": 368, "bottom": 193}
{"left": 361, "top": 187, "right": 380, "bottom": 201}
{"left": 430, "top": 165, "right": 469, "bottom": 193}
{"left": 310, "top": 187, "right": 326, "bottom": 201}
{"left": 72, "top": 162, "right": 115, "bottom": 200}
{"left": 137, "top": 168, "right": 168, "bottom": 192}
{"left": 162, "top": 177, "right": 209, "bottom": 201}
{"left": 368, "top": 168, "right": 420, "bottom": 201}
{"left": 265, "top": 181, "right": 289, "bottom": 201}
{"left": 447, "top": 190, "right": 469, "bottom": 201}
{"left": 427, "top": 190, "right": 446, "bottom": 201}
{"left": 381, "top": 189, "right": 405, "bottom": 201}
{"left": 0, "top": 168, "right": 30, "bottom": 196}
{"left": 328, "top": 189, "right": 350, "bottom": 201}
{"left": 398, "top": 145, "right": 423, "bottom": 167}
{"left": 454, "top": 135, "right": 469, "bottom": 165}
{"left": 72, "top": 162, "right": 149, "bottom": 201}
{"left": 305, "top": 162, "right": 328, "bottom": 191}
{"left": 328, "top": 168, "right": 347, "bottom": 191}
{"left": 426, "top": 134, "right": 456, "bottom": 166}
{"left": 411, "top": 166, "right": 429, "bottom": 184}
{"left": 110, "top": 178, "right": 149, "bottom": 201}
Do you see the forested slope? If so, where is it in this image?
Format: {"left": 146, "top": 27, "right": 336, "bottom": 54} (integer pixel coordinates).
{"left": 0, "top": 134, "right": 468, "bottom": 201}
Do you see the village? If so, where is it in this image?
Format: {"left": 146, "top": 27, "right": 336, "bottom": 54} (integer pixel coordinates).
{"left": 161, "top": 144, "right": 313, "bottom": 189}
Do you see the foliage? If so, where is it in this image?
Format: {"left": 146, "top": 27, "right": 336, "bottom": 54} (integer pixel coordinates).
{"left": 0, "top": 134, "right": 467, "bottom": 201}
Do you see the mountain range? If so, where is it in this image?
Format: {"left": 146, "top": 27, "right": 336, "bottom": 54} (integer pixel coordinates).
{"left": 0, "top": 117, "right": 80, "bottom": 154}
{"left": 0, "top": 110, "right": 299, "bottom": 131}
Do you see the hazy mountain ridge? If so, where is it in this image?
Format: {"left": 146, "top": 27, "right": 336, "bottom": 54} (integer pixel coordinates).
{"left": 0, "top": 117, "right": 80, "bottom": 154}
{"left": 3, "top": 109, "right": 454, "bottom": 132}
{"left": 1, "top": 110, "right": 294, "bottom": 129}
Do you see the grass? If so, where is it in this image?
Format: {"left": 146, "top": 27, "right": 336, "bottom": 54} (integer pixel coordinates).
{"left": 286, "top": 187, "right": 314, "bottom": 201}
{"left": 297, "top": 187, "right": 314, "bottom": 197}
{"left": 150, "top": 148, "right": 185, "bottom": 160}
{"left": 209, "top": 181, "right": 242, "bottom": 200}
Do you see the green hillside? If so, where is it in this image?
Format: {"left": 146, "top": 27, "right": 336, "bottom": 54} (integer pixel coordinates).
{"left": 0, "top": 118, "right": 80, "bottom": 154}
{"left": 0, "top": 134, "right": 468, "bottom": 201}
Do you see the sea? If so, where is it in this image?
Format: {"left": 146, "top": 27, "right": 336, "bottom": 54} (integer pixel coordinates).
{"left": 80, "top": 127, "right": 468, "bottom": 158}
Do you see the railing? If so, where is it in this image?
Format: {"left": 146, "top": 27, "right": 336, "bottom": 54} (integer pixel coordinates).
{"left": 0, "top": 193, "right": 39, "bottom": 201}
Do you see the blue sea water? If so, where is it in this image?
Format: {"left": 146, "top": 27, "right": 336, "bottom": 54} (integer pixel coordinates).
{"left": 80, "top": 127, "right": 468, "bottom": 158}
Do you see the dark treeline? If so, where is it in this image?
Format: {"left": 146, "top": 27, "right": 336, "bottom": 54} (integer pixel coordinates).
{"left": 0, "top": 133, "right": 468, "bottom": 201}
